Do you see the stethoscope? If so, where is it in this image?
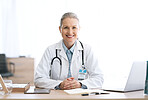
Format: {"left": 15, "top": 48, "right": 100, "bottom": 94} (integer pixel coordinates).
{"left": 50, "top": 41, "right": 85, "bottom": 79}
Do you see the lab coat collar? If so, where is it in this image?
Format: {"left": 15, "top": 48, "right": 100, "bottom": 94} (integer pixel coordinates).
{"left": 55, "top": 39, "right": 83, "bottom": 51}
{"left": 55, "top": 40, "right": 67, "bottom": 61}
{"left": 71, "top": 40, "right": 83, "bottom": 64}
{"left": 55, "top": 40, "right": 83, "bottom": 61}
{"left": 77, "top": 40, "right": 83, "bottom": 51}
{"left": 62, "top": 40, "right": 76, "bottom": 54}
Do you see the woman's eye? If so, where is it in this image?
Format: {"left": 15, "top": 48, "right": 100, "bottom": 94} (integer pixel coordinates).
{"left": 64, "top": 27, "right": 68, "bottom": 29}
{"left": 73, "top": 27, "right": 76, "bottom": 29}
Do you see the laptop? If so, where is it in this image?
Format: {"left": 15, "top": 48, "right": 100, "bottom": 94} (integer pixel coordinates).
{"left": 102, "top": 61, "right": 147, "bottom": 92}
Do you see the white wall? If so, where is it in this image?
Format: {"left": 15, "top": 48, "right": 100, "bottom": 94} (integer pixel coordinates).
{"left": 1, "top": 0, "right": 148, "bottom": 83}
{"left": 0, "top": 0, "right": 2, "bottom": 50}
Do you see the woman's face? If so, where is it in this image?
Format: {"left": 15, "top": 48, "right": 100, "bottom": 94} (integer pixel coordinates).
{"left": 59, "top": 18, "right": 80, "bottom": 47}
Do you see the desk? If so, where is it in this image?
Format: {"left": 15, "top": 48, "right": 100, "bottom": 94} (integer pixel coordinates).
{"left": 0, "top": 90, "right": 147, "bottom": 100}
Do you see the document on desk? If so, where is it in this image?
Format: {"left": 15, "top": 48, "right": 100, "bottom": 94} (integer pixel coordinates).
{"left": 64, "top": 88, "right": 109, "bottom": 95}
{"left": 12, "top": 83, "right": 30, "bottom": 92}
{"left": 25, "top": 88, "right": 50, "bottom": 94}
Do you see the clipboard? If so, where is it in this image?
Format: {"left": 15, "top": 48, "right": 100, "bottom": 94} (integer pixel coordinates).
{"left": 0, "top": 74, "right": 9, "bottom": 94}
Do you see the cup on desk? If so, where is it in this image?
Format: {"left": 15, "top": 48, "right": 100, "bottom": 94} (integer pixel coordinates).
{"left": 0, "top": 80, "right": 13, "bottom": 95}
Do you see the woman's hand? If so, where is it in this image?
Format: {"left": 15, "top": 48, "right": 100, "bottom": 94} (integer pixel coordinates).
{"left": 60, "top": 77, "right": 81, "bottom": 90}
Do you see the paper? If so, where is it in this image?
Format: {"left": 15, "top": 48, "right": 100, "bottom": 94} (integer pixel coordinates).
{"left": 25, "top": 88, "right": 50, "bottom": 94}
{"left": 64, "top": 88, "right": 109, "bottom": 94}
{"left": 12, "top": 83, "right": 30, "bottom": 92}
{"left": 13, "top": 84, "right": 28, "bottom": 88}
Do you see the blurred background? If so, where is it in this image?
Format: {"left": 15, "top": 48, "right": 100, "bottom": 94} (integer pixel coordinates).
{"left": 0, "top": 0, "right": 148, "bottom": 84}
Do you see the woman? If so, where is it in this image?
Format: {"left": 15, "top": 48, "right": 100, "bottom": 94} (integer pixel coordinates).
{"left": 34, "top": 12, "right": 103, "bottom": 90}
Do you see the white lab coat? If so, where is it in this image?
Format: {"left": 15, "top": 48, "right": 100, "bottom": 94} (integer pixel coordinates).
{"left": 34, "top": 40, "right": 103, "bottom": 89}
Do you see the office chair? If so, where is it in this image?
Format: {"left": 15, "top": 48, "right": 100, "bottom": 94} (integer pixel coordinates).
{"left": 0, "top": 54, "right": 15, "bottom": 78}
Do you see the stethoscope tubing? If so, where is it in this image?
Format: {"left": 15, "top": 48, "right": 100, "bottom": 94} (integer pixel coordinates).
{"left": 50, "top": 41, "right": 84, "bottom": 79}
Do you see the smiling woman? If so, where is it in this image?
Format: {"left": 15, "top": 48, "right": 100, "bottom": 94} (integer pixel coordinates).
{"left": 59, "top": 13, "right": 80, "bottom": 49}
{"left": 1, "top": 0, "right": 148, "bottom": 90}
{"left": 34, "top": 12, "right": 104, "bottom": 90}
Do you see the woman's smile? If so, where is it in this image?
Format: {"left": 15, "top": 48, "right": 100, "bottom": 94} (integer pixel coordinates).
{"left": 66, "top": 35, "right": 74, "bottom": 38}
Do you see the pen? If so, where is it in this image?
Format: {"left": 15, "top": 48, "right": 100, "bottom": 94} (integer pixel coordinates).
{"left": 81, "top": 92, "right": 100, "bottom": 96}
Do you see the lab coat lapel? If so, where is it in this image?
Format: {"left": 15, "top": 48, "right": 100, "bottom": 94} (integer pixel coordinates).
{"left": 71, "top": 40, "right": 83, "bottom": 64}
{"left": 56, "top": 40, "right": 83, "bottom": 63}
{"left": 60, "top": 48, "right": 68, "bottom": 61}
{"left": 56, "top": 40, "right": 68, "bottom": 61}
